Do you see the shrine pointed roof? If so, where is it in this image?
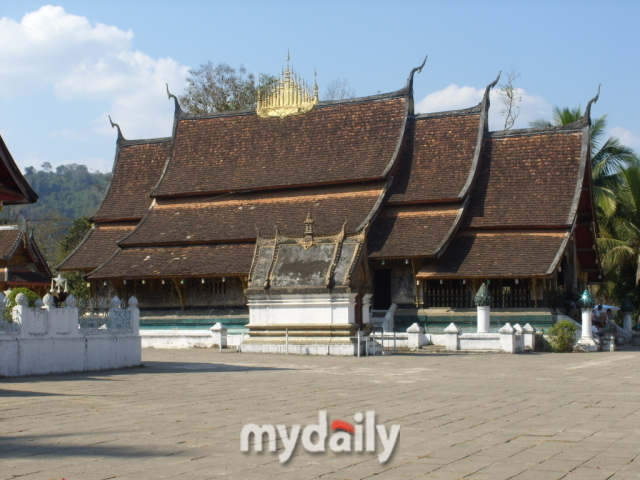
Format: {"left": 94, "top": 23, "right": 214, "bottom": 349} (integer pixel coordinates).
{"left": 150, "top": 90, "right": 409, "bottom": 198}
{"left": 0, "top": 227, "right": 22, "bottom": 259}
{"left": 0, "top": 226, "right": 52, "bottom": 282}
{"left": 92, "top": 136, "right": 171, "bottom": 222}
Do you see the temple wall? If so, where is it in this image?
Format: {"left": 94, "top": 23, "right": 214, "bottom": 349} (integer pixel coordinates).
{"left": 184, "top": 277, "right": 245, "bottom": 308}
{"left": 391, "top": 265, "right": 414, "bottom": 306}
{"left": 95, "top": 277, "right": 247, "bottom": 310}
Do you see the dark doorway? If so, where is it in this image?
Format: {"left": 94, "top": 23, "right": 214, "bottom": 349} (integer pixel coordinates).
{"left": 373, "top": 269, "right": 392, "bottom": 310}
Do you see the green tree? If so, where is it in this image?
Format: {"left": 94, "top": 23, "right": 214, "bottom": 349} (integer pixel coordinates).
{"left": 179, "top": 62, "right": 277, "bottom": 114}
{"left": 59, "top": 217, "right": 92, "bottom": 259}
{"left": 56, "top": 217, "right": 92, "bottom": 302}
{"left": 597, "top": 157, "right": 640, "bottom": 307}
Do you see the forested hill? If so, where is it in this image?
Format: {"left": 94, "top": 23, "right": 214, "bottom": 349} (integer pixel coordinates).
{"left": 21, "top": 164, "right": 110, "bottom": 220}
{"left": 0, "top": 163, "right": 110, "bottom": 263}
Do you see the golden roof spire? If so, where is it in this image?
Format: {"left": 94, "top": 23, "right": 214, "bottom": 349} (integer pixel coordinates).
{"left": 257, "top": 53, "right": 318, "bottom": 118}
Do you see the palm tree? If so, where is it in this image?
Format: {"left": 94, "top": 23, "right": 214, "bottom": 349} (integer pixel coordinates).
{"left": 597, "top": 157, "right": 640, "bottom": 304}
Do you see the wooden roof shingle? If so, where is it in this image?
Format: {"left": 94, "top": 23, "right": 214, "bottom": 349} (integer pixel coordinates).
{"left": 151, "top": 93, "right": 407, "bottom": 197}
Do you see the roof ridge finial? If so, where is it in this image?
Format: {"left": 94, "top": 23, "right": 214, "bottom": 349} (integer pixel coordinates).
{"left": 108, "top": 115, "right": 124, "bottom": 142}
{"left": 313, "top": 68, "right": 318, "bottom": 101}
{"left": 584, "top": 84, "right": 601, "bottom": 125}
{"left": 166, "top": 83, "right": 182, "bottom": 117}
{"left": 488, "top": 71, "right": 501, "bottom": 91}
{"left": 286, "top": 48, "right": 290, "bottom": 63}
{"left": 304, "top": 210, "right": 314, "bottom": 236}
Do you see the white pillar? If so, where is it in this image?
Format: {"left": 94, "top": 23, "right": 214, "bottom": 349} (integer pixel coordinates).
{"left": 406, "top": 323, "right": 424, "bottom": 351}
{"left": 362, "top": 294, "right": 373, "bottom": 325}
{"left": 444, "top": 323, "right": 459, "bottom": 351}
{"left": 477, "top": 306, "right": 490, "bottom": 333}
{"left": 574, "top": 308, "right": 599, "bottom": 352}
{"left": 581, "top": 308, "right": 592, "bottom": 339}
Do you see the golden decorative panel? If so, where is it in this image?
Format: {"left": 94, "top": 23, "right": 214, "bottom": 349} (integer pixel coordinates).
{"left": 257, "top": 60, "right": 318, "bottom": 118}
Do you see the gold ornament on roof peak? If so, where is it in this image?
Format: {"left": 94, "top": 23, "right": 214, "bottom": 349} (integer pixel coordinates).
{"left": 257, "top": 55, "right": 318, "bottom": 118}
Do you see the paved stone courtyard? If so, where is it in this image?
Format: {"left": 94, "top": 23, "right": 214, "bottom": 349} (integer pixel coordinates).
{"left": 3, "top": 349, "right": 640, "bottom": 480}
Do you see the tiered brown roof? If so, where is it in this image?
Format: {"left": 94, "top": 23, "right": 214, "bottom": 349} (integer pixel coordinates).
{"left": 58, "top": 224, "right": 136, "bottom": 272}
{"left": 417, "top": 230, "right": 570, "bottom": 279}
{"left": 64, "top": 67, "right": 602, "bottom": 285}
{"left": 57, "top": 136, "right": 170, "bottom": 272}
{"left": 120, "top": 182, "right": 388, "bottom": 247}
{"left": 151, "top": 93, "right": 407, "bottom": 197}
{"left": 92, "top": 138, "right": 171, "bottom": 222}
{"left": 463, "top": 130, "right": 585, "bottom": 228}
{"left": 0, "top": 228, "right": 22, "bottom": 258}
{"left": 87, "top": 243, "right": 254, "bottom": 279}
{"left": 419, "top": 119, "right": 594, "bottom": 279}
{"left": 387, "top": 108, "right": 482, "bottom": 204}
{"left": 368, "top": 92, "right": 491, "bottom": 260}
{"left": 369, "top": 203, "right": 465, "bottom": 258}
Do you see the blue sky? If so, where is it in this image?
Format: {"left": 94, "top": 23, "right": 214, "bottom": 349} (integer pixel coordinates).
{"left": 1, "top": 1, "right": 639, "bottom": 173}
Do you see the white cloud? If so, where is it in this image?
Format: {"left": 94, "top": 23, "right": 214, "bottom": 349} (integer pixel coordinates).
{"left": 0, "top": 5, "right": 189, "bottom": 139}
{"left": 609, "top": 127, "right": 640, "bottom": 150}
{"left": 416, "top": 84, "right": 550, "bottom": 131}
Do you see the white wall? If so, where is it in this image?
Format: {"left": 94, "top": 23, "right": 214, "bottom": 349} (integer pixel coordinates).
{"left": 0, "top": 296, "right": 140, "bottom": 377}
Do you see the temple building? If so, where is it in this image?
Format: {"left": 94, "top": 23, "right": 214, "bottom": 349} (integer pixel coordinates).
{"left": 0, "top": 136, "right": 52, "bottom": 295}
{"left": 58, "top": 60, "right": 601, "bottom": 331}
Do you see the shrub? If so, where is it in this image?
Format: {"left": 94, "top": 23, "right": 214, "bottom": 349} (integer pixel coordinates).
{"left": 547, "top": 319, "right": 578, "bottom": 353}
{"left": 3, "top": 287, "right": 41, "bottom": 321}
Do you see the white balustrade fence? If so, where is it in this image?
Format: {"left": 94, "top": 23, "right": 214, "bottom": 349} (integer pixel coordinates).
{"left": 0, "top": 294, "right": 141, "bottom": 377}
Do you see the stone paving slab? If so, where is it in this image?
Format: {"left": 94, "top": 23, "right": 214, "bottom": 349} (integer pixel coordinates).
{"left": 3, "top": 349, "right": 640, "bottom": 479}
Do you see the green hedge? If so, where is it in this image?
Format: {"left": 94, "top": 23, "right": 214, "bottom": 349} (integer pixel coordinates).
{"left": 547, "top": 319, "right": 578, "bottom": 353}
{"left": 3, "top": 287, "right": 41, "bottom": 321}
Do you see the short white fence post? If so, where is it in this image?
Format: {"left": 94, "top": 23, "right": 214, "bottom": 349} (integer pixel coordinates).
{"left": 523, "top": 323, "right": 536, "bottom": 351}
{"left": 499, "top": 323, "right": 516, "bottom": 353}
{"left": 210, "top": 322, "right": 227, "bottom": 350}
{"left": 407, "top": 323, "right": 424, "bottom": 352}
{"left": 444, "top": 323, "right": 460, "bottom": 351}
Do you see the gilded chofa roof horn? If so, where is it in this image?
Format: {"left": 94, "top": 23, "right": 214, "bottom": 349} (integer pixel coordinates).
{"left": 257, "top": 54, "right": 318, "bottom": 118}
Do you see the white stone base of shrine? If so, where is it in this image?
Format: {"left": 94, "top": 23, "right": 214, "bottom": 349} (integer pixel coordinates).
{"left": 574, "top": 336, "right": 600, "bottom": 352}
{"left": 238, "top": 341, "right": 360, "bottom": 356}
{"left": 240, "top": 293, "right": 361, "bottom": 355}
{"left": 246, "top": 293, "right": 359, "bottom": 326}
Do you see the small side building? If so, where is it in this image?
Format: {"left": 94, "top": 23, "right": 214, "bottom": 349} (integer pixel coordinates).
{"left": 0, "top": 135, "right": 51, "bottom": 294}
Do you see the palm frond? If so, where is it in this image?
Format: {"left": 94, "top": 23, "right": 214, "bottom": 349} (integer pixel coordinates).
{"left": 529, "top": 119, "right": 553, "bottom": 128}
